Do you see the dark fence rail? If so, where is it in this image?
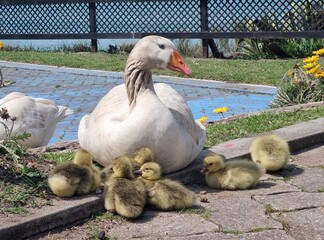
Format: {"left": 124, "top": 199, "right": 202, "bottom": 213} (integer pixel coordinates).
{"left": 0, "top": 0, "right": 323, "bottom": 57}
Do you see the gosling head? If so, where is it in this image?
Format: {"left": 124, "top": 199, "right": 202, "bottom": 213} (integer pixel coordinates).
{"left": 112, "top": 156, "right": 133, "bottom": 179}
{"left": 200, "top": 153, "right": 226, "bottom": 175}
{"left": 134, "top": 147, "right": 154, "bottom": 165}
{"left": 134, "top": 162, "right": 161, "bottom": 181}
{"left": 73, "top": 149, "right": 93, "bottom": 166}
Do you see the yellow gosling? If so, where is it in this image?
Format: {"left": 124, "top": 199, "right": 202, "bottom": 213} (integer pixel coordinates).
{"left": 104, "top": 156, "right": 146, "bottom": 218}
{"left": 136, "top": 162, "right": 196, "bottom": 210}
{"left": 250, "top": 134, "right": 290, "bottom": 171}
{"left": 201, "top": 153, "right": 265, "bottom": 190}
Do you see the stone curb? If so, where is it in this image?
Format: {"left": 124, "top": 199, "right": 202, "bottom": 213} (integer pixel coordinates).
{"left": 0, "top": 196, "right": 104, "bottom": 240}
{"left": 1, "top": 118, "right": 323, "bottom": 239}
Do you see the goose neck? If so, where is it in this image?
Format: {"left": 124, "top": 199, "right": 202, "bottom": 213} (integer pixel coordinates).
{"left": 125, "top": 62, "right": 155, "bottom": 107}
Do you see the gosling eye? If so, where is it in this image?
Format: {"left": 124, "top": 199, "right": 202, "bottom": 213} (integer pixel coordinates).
{"left": 158, "top": 44, "right": 165, "bottom": 50}
{"left": 209, "top": 163, "right": 213, "bottom": 166}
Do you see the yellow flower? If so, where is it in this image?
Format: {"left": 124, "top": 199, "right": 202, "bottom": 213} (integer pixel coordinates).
{"left": 303, "top": 55, "right": 319, "bottom": 63}
{"left": 314, "top": 71, "right": 324, "bottom": 77}
{"left": 213, "top": 107, "right": 228, "bottom": 113}
{"left": 306, "top": 64, "right": 321, "bottom": 74}
{"left": 287, "top": 69, "right": 294, "bottom": 78}
{"left": 303, "top": 62, "right": 317, "bottom": 69}
{"left": 198, "top": 116, "right": 208, "bottom": 123}
{"left": 312, "top": 48, "right": 324, "bottom": 55}
{"left": 0, "top": 41, "right": 3, "bottom": 49}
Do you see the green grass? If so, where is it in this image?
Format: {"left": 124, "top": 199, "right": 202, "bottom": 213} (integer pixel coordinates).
{"left": 41, "top": 152, "right": 74, "bottom": 163}
{"left": 181, "top": 207, "right": 212, "bottom": 220}
{"left": 264, "top": 204, "right": 276, "bottom": 214}
{"left": 0, "top": 51, "right": 302, "bottom": 86}
{"left": 206, "top": 107, "right": 324, "bottom": 147}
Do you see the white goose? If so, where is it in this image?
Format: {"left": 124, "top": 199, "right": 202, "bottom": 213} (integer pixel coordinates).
{"left": 0, "top": 92, "right": 73, "bottom": 148}
{"left": 78, "top": 36, "right": 206, "bottom": 173}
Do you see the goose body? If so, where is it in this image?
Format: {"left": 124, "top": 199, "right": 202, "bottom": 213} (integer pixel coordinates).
{"left": 0, "top": 92, "right": 73, "bottom": 148}
{"left": 250, "top": 134, "right": 290, "bottom": 171}
{"left": 78, "top": 36, "right": 206, "bottom": 173}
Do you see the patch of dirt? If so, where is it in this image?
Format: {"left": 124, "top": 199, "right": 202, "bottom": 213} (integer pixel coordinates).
{"left": 0, "top": 141, "right": 80, "bottom": 215}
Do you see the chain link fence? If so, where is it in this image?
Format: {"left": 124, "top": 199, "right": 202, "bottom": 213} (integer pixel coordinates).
{"left": 0, "top": 0, "right": 323, "bottom": 55}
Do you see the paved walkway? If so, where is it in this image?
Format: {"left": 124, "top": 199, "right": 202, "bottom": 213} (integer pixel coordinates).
{"left": 0, "top": 60, "right": 276, "bottom": 144}
{"left": 1, "top": 118, "right": 323, "bottom": 240}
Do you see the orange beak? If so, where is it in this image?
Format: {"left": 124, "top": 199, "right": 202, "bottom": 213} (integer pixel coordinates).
{"left": 167, "top": 50, "right": 192, "bottom": 77}
{"left": 200, "top": 166, "right": 208, "bottom": 175}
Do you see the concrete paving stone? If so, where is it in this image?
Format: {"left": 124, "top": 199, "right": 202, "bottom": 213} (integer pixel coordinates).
{"left": 272, "top": 207, "right": 324, "bottom": 240}
{"left": 174, "top": 230, "right": 294, "bottom": 240}
{"left": 285, "top": 167, "right": 324, "bottom": 193}
{"left": 292, "top": 144, "right": 324, "bottom": 167}
{"left": 253, "top": 192, "right": 324, "bottom": 212}
{"left": 198, "top": 194, "right": 282, "bottom": 232}
{"left": 107, "top": 210, "right": 220, "bottom": 239}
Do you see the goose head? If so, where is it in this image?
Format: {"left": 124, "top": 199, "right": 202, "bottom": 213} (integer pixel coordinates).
{"left": 125, "top": 36, "right": 192, "bottom": 107}
{"left": 112, "top": 156, "right": 134, "bottom": 179}
{"left": 134, "top": 162, "right": 161, "bottom": 181}
{"left": 200, "top": 153, "right": 226, "bottom": 174}
{"left": 134, "top": 146, "right": 154, "bottom": 165}
{"left": 127, "top": 35, "right": 192, "bottom": 76}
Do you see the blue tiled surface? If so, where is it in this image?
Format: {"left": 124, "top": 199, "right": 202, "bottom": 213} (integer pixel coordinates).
{"left": 0, "top": 61, "right": 276, "bottom": 144}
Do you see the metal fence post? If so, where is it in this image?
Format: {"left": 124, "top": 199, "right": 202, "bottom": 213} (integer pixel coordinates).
{"left": 200, "top": 0, "right": 208, "bottom": 58}
{"left": 89, "top": 0, "right": 98, "bottom": 52}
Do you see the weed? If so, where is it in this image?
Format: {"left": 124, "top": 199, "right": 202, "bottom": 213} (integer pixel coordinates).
{"left": 264, "top": 204, "right": 276, "bottom": 214}
{"left": 249, "top": 227, "right": 272, "bottom": 233}
{"left": 222, "top": 229, "right": 243, "bottom": 234}
{"left": 180, "top": 207, "right": 211, "bottom": 220}
{"left": 4, "top": 207, "right": 29, "bottom": 215}
{"left": 283, "top": 176, "right": 293, "bottom": 182}
{"left": 94, "top": 211, "right": 124, "bottom": 222}
{"left": 318, "top": 188, "right": 324, "bottom": 192}
{"left": 0, "top": 108, "right": 31, "bottom": 162}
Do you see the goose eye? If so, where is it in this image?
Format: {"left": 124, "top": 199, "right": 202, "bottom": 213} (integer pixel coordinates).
{"left": 158, "top": 44, "right": 165, "bottom": 50}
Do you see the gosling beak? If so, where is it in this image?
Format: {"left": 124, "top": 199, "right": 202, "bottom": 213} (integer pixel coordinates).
{"left": 133, "top": 169, "right": 142, "bottom": 175}
{"left": 200, "top": 166, "right": 208, "bottom": 175}
{"left": 167, "top": 50, "right": 192, "bottom": 77}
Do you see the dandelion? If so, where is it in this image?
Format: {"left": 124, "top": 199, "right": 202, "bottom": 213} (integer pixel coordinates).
{"left": 0, "top": 41, "right": 3, "bottom": 49}
{"left": 198, "top": 116, "right": 208, "bottom": 123}
{"left": 303, "top": 55, "right": 319, "bottom": 63}
{"left": 213, "top": 107, "right": 228, "bottom": 118}
{"left": 312, "top": 48, "right": 324, "bottom": 55}
{"left": 287, "top": 69, "right": 294, "bottom": 78}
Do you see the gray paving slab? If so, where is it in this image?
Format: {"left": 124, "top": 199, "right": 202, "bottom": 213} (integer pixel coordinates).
{"left": 272, "top": 208, "right": 324, "bottom": 240}
{"left": 0, "top": 60, "right": 276, "bottom": 145}
{"left": 253, "top": 192, "right": 324, "bottom": 211}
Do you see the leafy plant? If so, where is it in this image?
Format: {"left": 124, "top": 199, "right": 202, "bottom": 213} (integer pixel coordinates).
{"left": 0, "top": 108, "right": 31, "bottom": 162}
{"left": 271, "top": 48, "right": 324, "bottom": 108}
